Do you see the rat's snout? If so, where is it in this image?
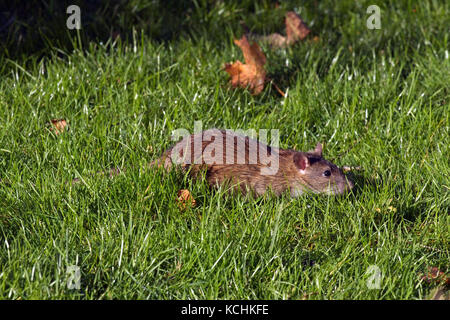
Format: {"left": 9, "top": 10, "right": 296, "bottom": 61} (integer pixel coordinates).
{"left": 334, "top": 170, "right": 354, "bottom": 195}
{"left": 329, "top": 175, "right": 354, "bottom": 195}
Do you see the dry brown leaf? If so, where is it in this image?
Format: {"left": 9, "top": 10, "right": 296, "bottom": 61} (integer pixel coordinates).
{"left": 177, "top": 189, "right": 196, "bottom": 209}
{"left": 421, "top": 267, "right": 450, "bottom": 286}
{"left": 285, "top": 11, "right": 311, "bottom": 45}
{"left": 260, "top": 11, "right": 310, "bottom": 48}
{"left": 224, "top": 35, "right": 267, "bottom": 95}
{"left": 50, "top": 119, "right": 67, "bottom": 135}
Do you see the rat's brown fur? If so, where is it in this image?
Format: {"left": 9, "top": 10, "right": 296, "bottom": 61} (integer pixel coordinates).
{"left": 154, "top": 129, "right": 353, "bottom": 197}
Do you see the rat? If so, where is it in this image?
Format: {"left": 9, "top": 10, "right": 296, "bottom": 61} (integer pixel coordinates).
{"left": 72, "top": 129, "right": 354, "bottom": 196}
{"left": 152, "top": 129, "right": 354, "bottom": 196}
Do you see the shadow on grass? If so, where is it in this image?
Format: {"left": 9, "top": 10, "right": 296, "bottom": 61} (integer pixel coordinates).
{"left": 0, "top": 0, "right": 280, "bottom": 70}
{"left": 348, "top": 171, "right": 437, "bottom": 224}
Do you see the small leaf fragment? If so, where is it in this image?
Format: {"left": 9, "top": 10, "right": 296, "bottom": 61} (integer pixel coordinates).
{"left": 177, "top": 189, "right": 196, "bottom": 209}
{"left": 259, "top": 11, "right": 311, "bottom": 48}
{"left": 50, "top": 119, "right": 67, "bottom": 135}
{"left": 285, "top": 11, "right": 311, "bottom": 44}
{"left": 421, "top": 267, "right": 450, "bottom": 285}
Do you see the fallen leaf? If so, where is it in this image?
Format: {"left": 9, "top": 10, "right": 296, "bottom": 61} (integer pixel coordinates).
{"left": 261, "top": 12, "right": 311, "bottom": 48}
{"left": 387, "top": 206, "right": 397, "bottom": 213}
{"left": 421, "top": 267, "right": 450, "bottom": 286}
{"left": 177, "top": 189, "right": 196, "bottom": 209}
{"left": 375, "top": 205, "right": 397, "bottom": 214}
{"left": 342, "top": 166, "right": 362, "bottom": 172}
{"left": 50, "top": 119, "right": 67, "bottom": 135}
{"left": 224, "top": 35, "right": 267, "bottom": 95}
{"left": 285, "top": 11, "right": 311, "bottom": 45}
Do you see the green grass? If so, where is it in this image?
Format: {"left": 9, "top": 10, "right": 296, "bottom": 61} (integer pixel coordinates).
{"left": 0, "top": 0, "right": 449, "bottom": 299}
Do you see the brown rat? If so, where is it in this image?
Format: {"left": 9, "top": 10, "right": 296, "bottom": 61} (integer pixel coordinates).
{"left": 154, "top": 129, "right": 354, "bottom": 196}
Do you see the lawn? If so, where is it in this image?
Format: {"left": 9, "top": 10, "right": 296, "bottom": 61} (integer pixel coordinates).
{"left": 0, "top": 0, "right": 448, "bottom": 299}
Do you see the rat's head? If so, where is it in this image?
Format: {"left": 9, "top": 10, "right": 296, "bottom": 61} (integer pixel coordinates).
{"left": 291, "top": 143, "right": 354, "bottom": 196}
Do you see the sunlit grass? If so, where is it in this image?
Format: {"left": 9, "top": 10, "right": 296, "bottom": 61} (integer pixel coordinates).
{"left": 0, "top": 0, "right": 448, "bottom": 299}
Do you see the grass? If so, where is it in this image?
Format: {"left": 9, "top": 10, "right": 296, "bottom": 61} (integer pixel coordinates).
{"left": 0, "top": 0, "right": 449, "bottom": 299}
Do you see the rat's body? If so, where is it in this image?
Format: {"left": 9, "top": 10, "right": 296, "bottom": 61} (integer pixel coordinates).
{"left": 154, "top": 129, "right": 353, "bottom": 196}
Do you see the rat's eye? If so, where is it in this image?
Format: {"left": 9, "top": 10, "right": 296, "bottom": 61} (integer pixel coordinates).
{"left": 323, "top": 170, "right": 331, "bottom": 177}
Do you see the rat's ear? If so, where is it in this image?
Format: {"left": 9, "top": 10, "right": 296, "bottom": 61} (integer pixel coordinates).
{"left": 310, "top": 142, "right": 322, "bottom": 157}
{"left": 293, "top": 152, "right": 309, "bottom": 172}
